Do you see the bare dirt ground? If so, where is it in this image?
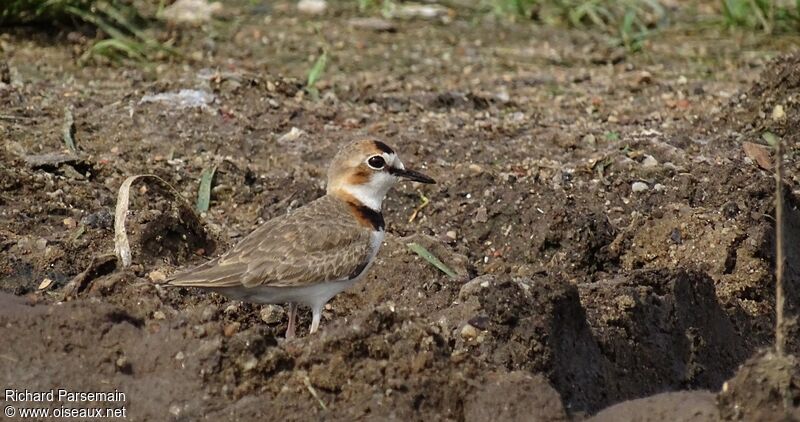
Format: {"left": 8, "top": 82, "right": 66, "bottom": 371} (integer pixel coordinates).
{"left": 2, "top": 1, "right": 800, "bottom": 420}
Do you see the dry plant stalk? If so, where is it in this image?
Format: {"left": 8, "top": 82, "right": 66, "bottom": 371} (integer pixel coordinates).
{"left": 775, "top": 136, "right": 785, "bottom": 355}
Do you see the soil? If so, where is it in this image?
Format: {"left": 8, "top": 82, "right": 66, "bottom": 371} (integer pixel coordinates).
{"left": 2, "top": 1, "right": 800, "bottom": 420}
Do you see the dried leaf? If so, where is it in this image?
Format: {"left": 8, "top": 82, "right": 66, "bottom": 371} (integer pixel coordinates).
{"left": 743, "top": 141, "right": 772, "bottom": 170}
{"left": 38, "top": 278, "right": 53, "bottom": 290}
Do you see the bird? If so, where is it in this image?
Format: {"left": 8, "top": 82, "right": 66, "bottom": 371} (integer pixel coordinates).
{"left": 168, "top": 139, "right": 435, "bottom": 338}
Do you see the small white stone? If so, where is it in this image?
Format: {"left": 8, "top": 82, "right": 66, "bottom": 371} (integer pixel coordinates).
{"left": 161, "top": 0, "right": 222, "bottom": 25}
{"left": 297, "top": 0, "right": 327, "bottom": 15}
{"left": 468, "top": 164, "right": 483, "bottom": 173}
{"left": 446, "top": 230, "right": 457, "bottom": 240}
{"left": 241, "top": 356, "right": 259, "bottom": 371}
{"left": 772, "top": 104, "right": 786, "bottom": 121}
{"left": 641, "top": 155, "right": 658, "bottom": 168}
{"left": 277, "top": 127, "right": 306, "bottom": 143}
{"left": 654, "top": 183, "right": 666, "bottom": 192}
{"left": 631, "top": 182, "right": 649, "bottom": 193}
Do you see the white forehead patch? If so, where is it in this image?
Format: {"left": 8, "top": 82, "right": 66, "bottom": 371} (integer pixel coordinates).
{"left": 382, "top": 152, "right": 403, "bottom": 169}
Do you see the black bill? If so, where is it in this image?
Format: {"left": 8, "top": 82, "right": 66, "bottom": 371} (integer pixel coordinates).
{"left": 389, "top": 167, "right": 436, "bottom": 184}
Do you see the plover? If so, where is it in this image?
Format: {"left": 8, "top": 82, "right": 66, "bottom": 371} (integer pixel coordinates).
{"left": 168, "top": 140, "right": 435, "bottom": 338}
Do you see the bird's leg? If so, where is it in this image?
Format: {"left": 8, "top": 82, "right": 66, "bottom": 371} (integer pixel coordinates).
{"left": 310, "top": 306, "right": 322, "bottom": 334}
{"left": 286, "top": 303, "right": 297, "bottom": 339}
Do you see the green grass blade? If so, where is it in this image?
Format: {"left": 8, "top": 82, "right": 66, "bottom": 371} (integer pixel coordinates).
{"left": 196, "top": 166, "right": 217, "bottom": 213}
{"left": 407, "top": 242, "right": 458, "bottom": 279}
{"left": 65, "top": 5, "right": 133, "bottom": 43}
{"left": 81, "top": 38, "right": 147, "bottom": 63}
{"left": 94, "top": 1, "right": 151, "bottom": 43}
{"left": 306, "top": 51, "right": 328, "bottom": 89}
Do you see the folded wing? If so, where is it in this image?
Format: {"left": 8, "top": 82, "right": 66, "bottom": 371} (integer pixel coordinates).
{"left": 168, "top": 196, "right": 373, "bottom": 288}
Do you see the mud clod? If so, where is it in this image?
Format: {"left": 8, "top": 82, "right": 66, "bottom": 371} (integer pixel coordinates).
{"left": 718, "top": 350, "right": 800, "bottom": 421}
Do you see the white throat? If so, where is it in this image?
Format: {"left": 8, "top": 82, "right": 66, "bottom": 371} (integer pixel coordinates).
{"left": 340, "top": 172, "right": 395, "bottom": 211}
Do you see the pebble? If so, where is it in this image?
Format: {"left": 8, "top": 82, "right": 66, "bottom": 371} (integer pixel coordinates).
{"left": 115, "top": 356, "right": 130, "bottom": 372}
{"left": 297, "top": 0, "right": 327, "bottom": 15}
{"left": 161, "top": 0, "right": 221, "bottom": 25}
{"left": 223, "top": 322, "right": 240, "bottom": 337}
{"left": 772, "top": 104, "right": 786, "bottom": 121}
{"left": 641, "top": 155, "right": 658, "bottom": 168}
{"left": 348, "top": 17, "right": 396, "bottom": 32}
{"left": 654, "top": 183, "right": 666, "bottom": 192}
{"left": 475, "top": 206, "right": 488, "bottom": 223}
{"left": 277, "top": 127, "right": 306, "bottom": 143}
{"left": 494, "top": 89, "right": 510, "bottom": 103}
{"left": 241, "top": 356, "right": 259, "bottom": 371}
{"left": 81, "top": 209, "right": 113, "bottom": 229}
{"left": 460, "top": 324, "right": 478, "bottom": 341}
{"left": 260, "top": 305, "right": 286, "bottom": 324}
{"left": 458, "top": 275, "right": 495, "bottom": 301}
{"left": 153, "top": 311, "right": 166, "bottom": 320}
{"left": 392, "top": 4, "right": 450, "bottom": 20}
{"left": 148, "top": 271, "right": 167, "bottom": 283}
{"left": 193, "top": 325, "right": 207, "bottom": 338}
{"left": 633, "top": 70, "right": 653, "bottom": 85}
{"left": 631, "top": 182, "right": 649, "bottom": 193}
{"left": 446, "top": 230, "right": 457, "bottom": 240}
{"left": 62, "top": 217, "right": 77, "bottom": 229}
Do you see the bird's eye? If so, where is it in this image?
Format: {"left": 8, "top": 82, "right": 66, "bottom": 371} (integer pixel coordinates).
{"left": 367, "top": 155, "right": 386, "bottom": 169}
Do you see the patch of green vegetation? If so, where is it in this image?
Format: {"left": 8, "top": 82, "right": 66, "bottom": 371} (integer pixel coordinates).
{"left": 490, "top": 0, "right": 800, "bottom": 38}
{"left": 720, "top": 0, "right": 800, "bottom": 34}
{"left": 306, "top": 50, "right": 328, "bottom": 100}
{"left": 491, "top": 0, "right": 536, "bottom": 16}
{"left": 604, "top": 131, "right": 620, "bottom": 141}
{"left": 1, "top": 0, "right": 167, "bottom": 63}
{"left": 486, "top": 0, "right": 665, "bottom": 52}
{"left": 357, "top": 0, "right": 375, "bottom": 12}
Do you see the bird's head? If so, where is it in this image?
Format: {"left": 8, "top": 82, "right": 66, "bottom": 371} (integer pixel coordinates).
{"left": 327, "top": 139, "right": 435, "bottom": 210}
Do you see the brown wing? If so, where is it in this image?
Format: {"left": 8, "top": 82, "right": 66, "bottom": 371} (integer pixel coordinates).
{"left": 168, "top": 196, "right": 373, "bottom": 288}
